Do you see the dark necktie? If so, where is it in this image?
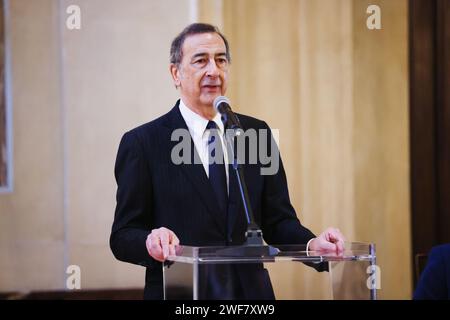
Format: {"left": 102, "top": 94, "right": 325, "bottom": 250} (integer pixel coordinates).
{"left": 204, "top": 121, "right": 235, "bottom": 299}
{"left": 206, "top": 121, "right": 228, "bottom": 214}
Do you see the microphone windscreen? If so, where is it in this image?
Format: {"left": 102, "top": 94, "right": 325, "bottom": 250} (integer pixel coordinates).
{"left": 213, "top": 96, "right": 230, "bottom": 112}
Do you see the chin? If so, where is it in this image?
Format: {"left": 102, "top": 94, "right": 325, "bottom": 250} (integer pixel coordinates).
{"left": 201, "top": 95, "right": 220, "bottom": 106}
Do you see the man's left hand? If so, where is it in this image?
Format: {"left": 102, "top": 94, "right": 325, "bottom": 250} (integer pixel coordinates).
{"left": 309, "top": 227, "right": 345, "bottom": 253}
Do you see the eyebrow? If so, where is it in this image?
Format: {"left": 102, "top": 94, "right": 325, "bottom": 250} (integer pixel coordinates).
{"left": 191, "top": 52, "right": 227, "bottom": 60}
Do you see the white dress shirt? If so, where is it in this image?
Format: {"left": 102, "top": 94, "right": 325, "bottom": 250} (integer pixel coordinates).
{"left": 179, "top": 99, "right": 229, "bottom": 191}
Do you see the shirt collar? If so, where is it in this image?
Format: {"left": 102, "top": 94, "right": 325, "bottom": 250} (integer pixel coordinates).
{"left": 179, "top": 99, "right": 224, "bottom": 137}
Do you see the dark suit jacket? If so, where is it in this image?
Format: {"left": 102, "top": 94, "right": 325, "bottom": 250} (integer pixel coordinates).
{"left": 110, "top": 100, "right": 321, "bottom": 299}
{"left": 414, "top": 244, "right": 450, "bottom": 300}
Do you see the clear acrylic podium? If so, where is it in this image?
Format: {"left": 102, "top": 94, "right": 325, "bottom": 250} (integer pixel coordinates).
{"left": 163, "top": 242, "right": 377, "bottom": 300}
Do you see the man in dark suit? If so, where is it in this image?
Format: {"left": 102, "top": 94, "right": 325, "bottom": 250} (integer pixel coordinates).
{"left": 110, "top": 23, "right": 345, "bottom": 300}
{"left": 414, "top": 244, "right": 450, "bottom": 300}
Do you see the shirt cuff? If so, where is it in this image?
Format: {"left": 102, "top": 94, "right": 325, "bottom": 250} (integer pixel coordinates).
{"left": 306, "top": 238, "right": 315, "bottom": 256}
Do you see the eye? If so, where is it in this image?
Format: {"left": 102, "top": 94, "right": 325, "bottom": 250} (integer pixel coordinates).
{"left": 216, "top": 58, "right": 228, "bottom": 65}
{"left": 193, "top": 58, "right": 207, "bottom": 66}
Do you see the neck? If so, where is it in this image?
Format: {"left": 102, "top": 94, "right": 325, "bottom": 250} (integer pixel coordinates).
{"left": 181, "top": 98, "right": 216, "bottom": 120}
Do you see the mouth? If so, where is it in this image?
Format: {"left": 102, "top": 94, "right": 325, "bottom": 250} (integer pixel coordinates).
{"left": 201, "top": 85, "right": 221, "bottom": 92}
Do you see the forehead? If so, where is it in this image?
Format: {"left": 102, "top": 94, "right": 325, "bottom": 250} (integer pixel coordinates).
{"left": 182, "top": 32, "right": 226, "bottom": 57}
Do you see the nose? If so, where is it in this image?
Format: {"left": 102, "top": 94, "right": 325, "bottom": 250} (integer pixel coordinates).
{"left": 206, "top": 58, "right": 220, "bottom": 77}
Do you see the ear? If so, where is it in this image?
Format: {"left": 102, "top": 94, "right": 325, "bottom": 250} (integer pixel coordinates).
{"left": 169, "top": 63, "right": 181, "bottom": 88}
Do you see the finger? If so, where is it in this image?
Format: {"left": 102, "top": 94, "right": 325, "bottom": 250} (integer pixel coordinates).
{"left": 328, "top": 232, "right": 338, "bottom": 243}
{"left": 147, "top": 233, "right": 164, "bottom": 262}
{"left": 145, "top": 234, "right": 153, "bottom": 253}
{"left": 325, "top": 228, "right": 336, "bottom": 242}
{"left": 150, "top": 232, "right": 161, "bottom": 248}
{"left": 169, "top": 244, "right": 176, "bottom": 256}
{"left": 318, "top": 240, "right": 337, "bottom": 252}
{"left": 328, "top": 228, "right": 343, "bottom": 243}
{"left": 159, "top": 227, "right": 169, "bottom": 234}
{"left": 151, "top": 238, "right": 163, "bottom": 257}
{"left": 170, "top": 231, "right": 180, "bottom": 246}
{"left": 160, "top": 231, "right": 170, "bottom": 259}
{"left": 336, "top": 239, "right": 345, "bottom": 252}
{"left": 329, "top": 229, "right": 345, "bottom": 253}
{"left": 166, "top": 231, "right": 176, "bottom": 256}
{"left": 149, "top": 233, "right": 160, "bottom": 250}
{"left": 331, "top": 229, "right": 346, "bottom": 252}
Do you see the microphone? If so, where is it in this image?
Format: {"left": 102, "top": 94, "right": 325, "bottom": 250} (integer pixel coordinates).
{"left": 213, "top": 96, "right": 242, "bottom": 129}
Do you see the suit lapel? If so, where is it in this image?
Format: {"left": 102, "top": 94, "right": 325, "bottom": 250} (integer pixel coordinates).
{"left": 165, "top": 102, "right": 227, "bottom": 236}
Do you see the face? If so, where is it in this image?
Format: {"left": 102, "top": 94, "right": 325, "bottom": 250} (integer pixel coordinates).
{"left": 170, "top": 32, "right": 229, "bottom": 110}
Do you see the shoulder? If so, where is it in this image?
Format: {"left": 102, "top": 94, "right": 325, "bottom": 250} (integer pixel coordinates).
{"left": 429, "top": 244, "right": 450, "bottom": 263}
{"left": 413, "top": 243, "right": 450, "bottom": 299}
{"left": 129, "top": 111, "right": 172, "bottom": 137}
{"left": 120, "top": 107, "right": 176, "bottom": 146}
{"left": 235, "top": 113, "right": 270, "bottom": 130}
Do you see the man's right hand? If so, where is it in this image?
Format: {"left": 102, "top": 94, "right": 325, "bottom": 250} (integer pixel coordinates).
{"left": 146, "top": 227, "right": 180, "bottom": 262}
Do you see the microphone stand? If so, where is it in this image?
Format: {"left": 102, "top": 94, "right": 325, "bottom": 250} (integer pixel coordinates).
{"left": 218, "top": 121, "right": 279, "bottom": 257}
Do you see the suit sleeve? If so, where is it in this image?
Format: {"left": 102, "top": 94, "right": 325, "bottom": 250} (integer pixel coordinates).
{"left": 110, "top": 130, "right": 159, "bottom": 268}
{"left": 259, "top": 121, "right": 316, "bottom": 245}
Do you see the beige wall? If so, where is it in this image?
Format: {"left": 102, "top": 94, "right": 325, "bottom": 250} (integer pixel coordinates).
{"left": 0, "top": 0, "right": 65, "bottom": 291}
{"left": 352, "top": 0, "right": 411, "bottom": 299}
{"left": 0, "top": 0, "right": 411, "bottom": 299}
{"left": 0, "top": 0, "right": 191, "bottom": 291}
